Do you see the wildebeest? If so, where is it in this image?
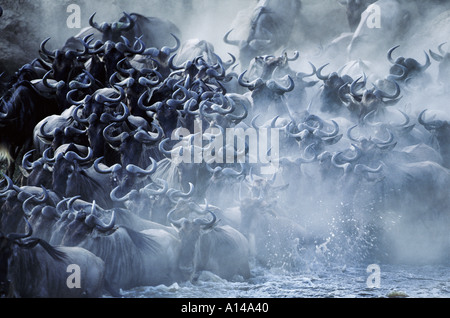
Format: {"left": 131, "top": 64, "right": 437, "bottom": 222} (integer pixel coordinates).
{"left": 168, "top": 208, "right": 250, "bottom": 281}
{"left": 429, "top": 43, "right": 450, "bottom": 90}
{"left": 64, "top": 11, "right": 181, "bottom": 52}
{"left": 0, "top": 219, "right": 106, "bottom": 298}
{"left": 224, "top": 0, "right": 302, "bottom": 69}
{"left": 56, "top": 202, "right": 181, "bottom": 292}
{"left": 418, "top": 109, "right": 450, "bottom": 168}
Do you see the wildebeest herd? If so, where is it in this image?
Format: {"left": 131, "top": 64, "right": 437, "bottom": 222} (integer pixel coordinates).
{"left": 1, "top": 0, "right": 450, "bottom": 298}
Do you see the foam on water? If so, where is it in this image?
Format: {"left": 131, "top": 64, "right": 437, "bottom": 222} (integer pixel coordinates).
{"left": 117, "top": 262, "right": 450, "bottom": 298}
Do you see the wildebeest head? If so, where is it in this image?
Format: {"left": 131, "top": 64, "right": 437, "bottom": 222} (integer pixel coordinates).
{"left": 339, "top": 76, "right": 401, "bottom": 121}
{"left": 40, "top": 38, "right": 88, "bottom": 83}
{"left": 316, "top": 63, "right": 354, "bottom": 114}
{"left": 89, "top": 12, "right": 135, "bottom": 43}
{"left": 168, "top": 208, "right": 216, "bottom": 275}
{"left": 285, "top": 114, "right": 343, "bottom": 154}
{"left": 46, "top": 145, "right": 103, "bottom": 205}
{"left": 246, "top": 53, "right": 292, "bottom": 81}
{"left": 387, "top": 45, "right": 431, "bottom": 84}
{"left": 59, "top": 201, "right": 115, "bottom": 247}
{"left": 345, "top": 125, "right": 397, "bottom": 165}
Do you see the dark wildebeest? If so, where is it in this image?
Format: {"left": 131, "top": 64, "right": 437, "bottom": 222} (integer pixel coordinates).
{"left": 0, "top": 219, "right": 106, "bottom": 298}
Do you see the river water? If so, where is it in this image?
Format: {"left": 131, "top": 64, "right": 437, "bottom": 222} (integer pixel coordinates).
{"left": 119, "top": 264, "right": 450, "bottom": 298}
{"left": 118, "top": 260, "right": 450, "bottom": 298}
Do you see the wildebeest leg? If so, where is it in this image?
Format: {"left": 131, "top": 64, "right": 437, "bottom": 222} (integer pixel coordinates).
{"left": 0, "top": 281, "right": 10, "bottom": 297}
{"left": 104, "top": 280, "right": 123, "bottom": 298}
{"left": 190, "top": 270, "right": 201, "bottom": 283}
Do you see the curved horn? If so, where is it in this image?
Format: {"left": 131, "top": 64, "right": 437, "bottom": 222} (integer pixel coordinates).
{"left": 362, "top": 110, "right": 380, "bottom": 127}
{"left": 387, "top": 64, "right": 408, "bottom": 81}
{"left": 313, "top": 120, "right": 340, "bottom": 138}
{"left": 429, "top": 49, "right": 444, "bottom": 62}
{"left": 56, "top": 197, "right": 73, "bottom": 215}
{"left": 89, "top": 12, "right": 102, "bottom": 32}
{"left": 338, "top": 144, "right": 362, "bottom": 162}
{"left": 63, "top": 147, "right": 93, "bottom": 163}
{"left": 161, "top": 33, "right": 181, "bottom": 56}
{"left": 347, "top": 125, "right": 361, "bottom": 143}
{"left": 267, "top": 75, "right": 295, "bottom": 94}
{"left": 387, "top": 45, "right": 400, "bottom": 64}
{"left": 168, "top": 53, "right": 185, "bottom": 71}
{"left": 42, "top": 147, "right": 56, "bottom": 164}
{"left": 22, "top": 195, "right": 38, "bottom": 217}
{"left": 354, "top": 163, "right": 383, "bottom": 174}
{"left": 103, "top": 123, "right": 129, "bottom": 146}
{"left": 167, "top": 207, "right": 186, "bottom": 228}
{"left": 99, "top": 102, "right": 130, "bottom": 123}
{"left": 392, "top": 109, "right": 412, "bottom": 128}
{"left": 316, "top": 63, "right": 330, "bottom": 80}
{"left": 120, "top": 35, "right": 145, "bottom": 55}
{"left": 89, "top": 210, "right": 115, "bottom": 232}
{"left": 7, "top": 217, "right": 33, "bottom": 241}
{"left": 167, "top": 182, "right": 194, "bottom": 203}
{"left": 110, "top": 186, "right": 137, "bottom": 202}
{"left": 22, "top": 149, "right": 40, "bottom": 171}
{"left": 223, "top": 53, "right": 236, "bottom": 70}
{"left": 418, "top": 109, "right": 444, "bottom": 130}
{"left": 69, "top": 70, "right": 95, "bottom": 90}
{"left": 37, "top": 121, "right": 54, "bottom": 144}
{"left": 375, "top": 79, "right": 401, "bottom": 100}
{"left": 42, "top": 70, "right": 64, "bottom": 89}
{"left": 194, "top": 210, "right": 217, "bottom": 229}
{"left": 137, "top": 88, "right": 159, "bottom": 112}
{"left": 134, "top": 123, "right": 163, "bottom": 144}
{"left": 119, "top": 12, "right": 135, "bottom": 31}
{"left": 372, "top": 128, "right": 394, "bottom": 145}
{"left": 125, "top": 157, "right": 157, "bottom": 175}
{"left": 238, "top": 70, "right": 264, "bottom": 89}
{"left": 296, "top": 62, "right": 317, "bottom": 79}
{"left": 66, "top": 89, "right": 89, "bottom": 106}
{"left": 116, "top": 57, "right": 136, "bottom": 76}
{"left": 224, "top": 97, "right": 247, "bottom": 123}
{"left": 158, "top": 138, "right": 173, "bottom": 157}
{"left": 144, "top": 178, "right": 169, "bottom": 196}
{"left": 350, "top": 76, "right": 365, "bottom": 98}
{"left": 221, "top": 163, "right": 245, "bottom": 177}
{"left": 223, "top": 29, "right": 241, "bottom": 47}
{"left": 40, "top": 37, "right": 56, "bottom": 59}
{"left": 93, "top": 156, "right": 122, "bottom": 174}
{"left": 286, "top": 50, "right": 300, "bottom": 62}
{"left": 94, "top": 86, "right": 125, "bottom": 104}
{"left": 419, "top": 51, "right": 431, "bottom": 72}
{"left": 331, "top": 152, "right": 351, "bottom": 172}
